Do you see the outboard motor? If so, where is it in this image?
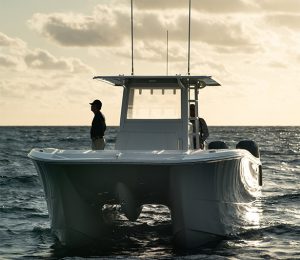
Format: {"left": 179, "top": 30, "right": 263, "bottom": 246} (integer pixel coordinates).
{"left": 208, "top": 141, "right": 228, "bottom": 149}
{"left": 236, "top": 140, "right": 260, "bottom": 158}
{"left": 236, "top": 140, "right": 262, "bottom": 186}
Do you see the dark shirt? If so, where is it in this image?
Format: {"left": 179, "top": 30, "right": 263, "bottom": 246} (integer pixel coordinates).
{"left": 90, "top": 111, "right": 106, "bottom": 139}
{"left": 199, "top": 118, "right": 209, "bottom": 142}
{"left": 191, "top": 118, "right": 209, "bottom": 149}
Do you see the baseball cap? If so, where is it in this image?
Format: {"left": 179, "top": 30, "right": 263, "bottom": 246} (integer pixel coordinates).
{"left": 89, "top": 99, "right": 102, "bottom": 107}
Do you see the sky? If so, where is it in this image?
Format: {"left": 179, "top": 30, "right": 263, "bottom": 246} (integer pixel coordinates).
{"left": 0, "top": 0, "right": 299, "bottom": 126}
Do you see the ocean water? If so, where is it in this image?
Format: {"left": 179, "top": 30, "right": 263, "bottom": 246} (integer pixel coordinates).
{"left": 0, "top": 126, "right": 299, "bottom": 259}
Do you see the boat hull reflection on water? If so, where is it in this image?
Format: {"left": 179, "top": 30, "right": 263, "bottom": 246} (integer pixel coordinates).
{"left": 29, "top": 148, "right": 261, "bottom": 248}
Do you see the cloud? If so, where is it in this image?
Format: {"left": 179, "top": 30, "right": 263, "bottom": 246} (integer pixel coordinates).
{"left": 214, "top": 45, "right": 260, "bottom": 54}
{"left": 258, "top": 0, "right": 300, "bottom": 13}
{"left": 265, "top": 14, "right": 300, "bottom": 29}
{"left": 268, "top": 61, "right": 287, "bottom": 68}
{"left": 0, "top": 80, "right": 26, "bottom": 99}
{"left": 134, "top": 0, "right": 300, "bottom": 14}
{"left": 28, "top": 6, "right": 128, "bottom": 47}
{"left": 25, "top": 0, "right": 300, "bottom": 59}
{"left": 0, "top": 75, "right": 89, "bottom": 102}
{"left": 71, "top": 59, "right": 94, "bottom": 74}
{"left": 0, "top": 55, "right": 18, "bottom": 68}
{"left": 24, "top": 49, "right": 71, "bottom": 70}
{"left": 172, "top": 15, "right": 255, "bottom": 47}
{"left": 28, "top": 6, "right": 256, "bottom": 54}
{"left": 24, "top": 49, "right": 93, "bottom": 73}
{"left": 0, "top": 32, "right": 94, "bottom": 73}
{"left": 114, "top": 41, "right": 186, "bottom": 62}
{"left": 134, "top": 0, "right": 257, "bottom": 13}
{"left": 0, "top": 31, "right": 95, "bottom": 105}
{"left": 0, "top": 32, "right": 26, "bottom": 48}
{"left": 26, "top": 81, "right": 61, "bottom": 92}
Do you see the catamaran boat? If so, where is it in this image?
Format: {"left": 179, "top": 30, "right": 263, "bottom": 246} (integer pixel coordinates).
{"left": 29, "top": 75, "right": 262, "bottom": 248}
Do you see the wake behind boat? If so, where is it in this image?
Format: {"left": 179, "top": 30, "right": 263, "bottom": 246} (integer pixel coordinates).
{"left": 29, "top": 75, "right": 262, "bottom": 248}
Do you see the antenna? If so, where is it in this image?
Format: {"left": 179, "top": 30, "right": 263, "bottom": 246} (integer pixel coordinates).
{"left": 166, "top": 30, "right": 169, "bottom": 75}
{"left": 187, "top": 0, "right": 191, "bottom": 75}
{"left": 131, "top": 0, "right": 134, "bottom": 75}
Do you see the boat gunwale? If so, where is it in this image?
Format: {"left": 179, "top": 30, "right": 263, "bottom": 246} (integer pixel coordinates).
{"left": 28, "top": 148, "right": 261, "bottom": 165}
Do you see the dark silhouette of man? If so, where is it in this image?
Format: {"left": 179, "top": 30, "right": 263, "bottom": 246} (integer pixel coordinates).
{"left": 189, "top": 104, "right": 209, "bottom": 149}
{"left": 90, "top": 99, "right": 106, "bottom": 150}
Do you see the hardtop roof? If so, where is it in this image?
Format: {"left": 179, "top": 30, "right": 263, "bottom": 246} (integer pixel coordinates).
{"left": 93, "top": 75, "right": 221, "bottom": 87}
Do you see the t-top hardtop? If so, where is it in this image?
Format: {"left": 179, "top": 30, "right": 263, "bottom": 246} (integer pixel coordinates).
{"left": 93, "top": 75, "right": 221, "bottom": 88}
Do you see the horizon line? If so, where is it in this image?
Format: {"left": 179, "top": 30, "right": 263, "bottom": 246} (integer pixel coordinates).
{"left": 0, "top": 125, "right": 299, "bottom": 127}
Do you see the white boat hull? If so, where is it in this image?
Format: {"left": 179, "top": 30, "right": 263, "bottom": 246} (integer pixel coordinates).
{"left": 29, "top": 148, "right": 262, "bottom": 248}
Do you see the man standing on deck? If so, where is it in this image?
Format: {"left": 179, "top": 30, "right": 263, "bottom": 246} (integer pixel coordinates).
{"left": 90, "top": 99, "right": 106, "bottom": 150}
{"left": 189, "top": 104, "right": 209, "bottom": 149}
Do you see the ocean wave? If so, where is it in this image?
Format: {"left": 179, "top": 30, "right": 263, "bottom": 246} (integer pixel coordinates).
{"left": 0, "top": 174, "right": 39, "bottom": 187}
{"left": 266, "top": 193, "right": 300, "bottom": 203}
{"left": 287, "top": 149, "right": 300, "bottom": 155}
{"left": 288, "top": 158, "right": 300, "bottom": 164}
{"left": 5, "top": 137, "right": 21, "bottom": 142}
{"left": 264, "top": 223, "right": 300, "bottom": 236}
{"left": 32, "top": 226, "right": 51, "bottom": 234}
{"left": 105, "top": 137, "right": 117, "bottom": 144}
{"left": 57, "top": 137, "right": 81, "bottom": 142}
{"left": 0, "top": 205, "right": 44, "bottom": 214}
{"left": 260, "top": 150, "right": 283, "bottom": 156}
{"left": 0, "top": 229, "right": 18, "bottom": 237}
{"left": 0, "top": 159, "right": 10, "bottom": 164}
{"left": 26, "top": 213, "right": 49, "bottom": 219}
{"left": 234, "top": 223, "right": 300, "bottom": 239}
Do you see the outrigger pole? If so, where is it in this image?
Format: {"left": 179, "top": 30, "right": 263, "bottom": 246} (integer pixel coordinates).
{"left": 166, "top": 30, "right": 169, "bottom": 75}
{"left": 188, "top": 0, "right": 191, "bottom": 75}
{"left": 131, "top": 0, "right": 134, "bottom": 75}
